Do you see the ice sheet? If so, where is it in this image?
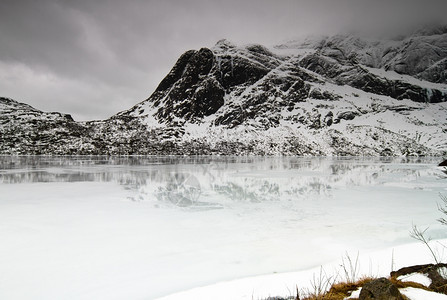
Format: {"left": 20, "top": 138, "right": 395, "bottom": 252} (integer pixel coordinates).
{"left": 0, "top": 156, "right": 446, "bottom": 299}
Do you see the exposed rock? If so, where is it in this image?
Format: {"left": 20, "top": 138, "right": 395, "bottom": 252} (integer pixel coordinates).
{"left": 307, "top": 28, "right": 447, "bottom": 84}
{"left": 309, "top": 88, "right": 341, "bottom": 101}
{"left": 391, "top": 263, "right": 447, "bottom": 294}
{"left": 385, "top": 35, "right": 447, "bottom": 83}
{"left": 324, "top": 111, "right": 333, "bottom": 127}
{"left": 151, "top": 48, "right": 220, "bottom": 121}
{"left": 190, "top": 77, "right": 225, "bottom": 117}
{"left": 154, "top": 50, "right": 197, "bottom": 93}
{"left": 359, "top": 277, "right": 404, "bottom": 300}
{"left": 334, "top": 111, "right": 360, "bottom": 124}
{"left": 300, "top": 55, "right": 447, "bottom": 103}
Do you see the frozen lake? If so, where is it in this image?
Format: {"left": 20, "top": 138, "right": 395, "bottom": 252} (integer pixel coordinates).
{"left": 1, "top": 156, "right": 446, "bottom": 299}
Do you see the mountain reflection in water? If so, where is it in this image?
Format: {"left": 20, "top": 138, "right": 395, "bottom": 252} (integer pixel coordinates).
{"left": 1, "top": 156, "right": 444, "bottom": 210}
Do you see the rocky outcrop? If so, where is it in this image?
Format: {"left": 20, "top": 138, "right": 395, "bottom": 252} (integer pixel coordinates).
{"left": 300, "top": 54, "right": 447, "bottom": 103}
{"left": 391, "top": 263, "right": 447, "bottom": 294}
{"left": 150, "top": 48, "right": 225, "bottom": 121}
{"left": 359, "top": 278, "right": 404, "bottom": 300}
{"left": 303, "top": 29, "right": 447, "bottom": 84}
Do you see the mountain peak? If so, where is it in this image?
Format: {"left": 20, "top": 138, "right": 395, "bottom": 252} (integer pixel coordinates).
{"left": 214, "top": 39, "right": 236, "bottom": 50}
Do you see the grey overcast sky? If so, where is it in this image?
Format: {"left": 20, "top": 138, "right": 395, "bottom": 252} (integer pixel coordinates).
{"left": 1, "top": 0, "right": 446, "bottom": 120}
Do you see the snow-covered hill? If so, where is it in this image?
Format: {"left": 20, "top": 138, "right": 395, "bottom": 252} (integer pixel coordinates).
{"left": 0, "top": 97, "right": 89, "bottom": 154}
{"left": 1, "top": 28, "right": 447, "bottom": 155}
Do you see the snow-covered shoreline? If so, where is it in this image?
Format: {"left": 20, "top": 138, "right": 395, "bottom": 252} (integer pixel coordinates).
{"left": 156, "top": 239, "right": 447, "bottom": 300}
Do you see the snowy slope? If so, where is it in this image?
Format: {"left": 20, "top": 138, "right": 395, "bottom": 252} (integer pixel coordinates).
{"left": 1, "top": 27, "right": 447, "bottom": 155}
{"left": 0, "top": 98, "right": 90, "bottom": 154}
{"left": 155, "top": 239, "right": 447, "bottom": 300}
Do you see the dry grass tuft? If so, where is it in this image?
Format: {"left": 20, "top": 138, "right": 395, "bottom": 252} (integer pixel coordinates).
{"left": 298, "top": 277, "right": 374, "bottom": 300}
{"left": 327, "top": 277, "right": 374, "bottom": 298}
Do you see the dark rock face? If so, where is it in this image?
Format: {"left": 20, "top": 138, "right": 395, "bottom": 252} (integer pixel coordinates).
{"left": 217, "top": 54, "right": 271, "bottom": 89}
{"left": 386, "top": 35, "right": 447, "bottom": 83}
{"left": 420, "top": 59, "right": 447, "bottom": 84}
{"left": 308, "top": 30, "right": 447, "bottom": 84}
{"left": 152, "top": 48, "right": 224, "bottom": 121}
{"left": 190, "top": 77, "right": 225, "bottom": 117}
{"left": 300, "top": 54, "right": 447, "bottom": 103}
{"left": 154, "top": 50, "right": 197, "bottom": 92}
{"left": 148, "top": 44, "right": 273, "bottom": 123}
{"left": 359, "top": 278, "right": 404, "bottom": 300}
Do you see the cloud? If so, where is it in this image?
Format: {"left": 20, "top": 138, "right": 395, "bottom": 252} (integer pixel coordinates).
{"left": 342, "top": 0, "right": 447, "bottom": 37}
{"left": 0, "top": 60, "right": 151, "bottom": 121}
{"left": 0, "top": 0, "right": 446, "bottom": 120}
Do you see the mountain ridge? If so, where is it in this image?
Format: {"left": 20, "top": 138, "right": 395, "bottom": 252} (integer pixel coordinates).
{"left": 1, "top": 29, "right": 447, "bottom": 156}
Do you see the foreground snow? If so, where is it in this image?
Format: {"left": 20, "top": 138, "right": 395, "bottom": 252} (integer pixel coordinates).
{"left": 156, "top": 239, "right": 447, "bottom": 300}
{"left": 401, "top": 287, "right": 447, "bottom": 300}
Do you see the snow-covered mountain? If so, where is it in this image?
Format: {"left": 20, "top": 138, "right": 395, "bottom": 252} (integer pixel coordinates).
{"left": 1, "top": 28, "right": 447, "bottom": 155}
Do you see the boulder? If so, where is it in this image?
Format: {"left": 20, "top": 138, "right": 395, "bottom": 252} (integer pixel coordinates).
{"left": 359, "top": 277, "right": 404, "bottom": 300}
{"left": 334, "top": 111, "right": 359, "bottom": 124}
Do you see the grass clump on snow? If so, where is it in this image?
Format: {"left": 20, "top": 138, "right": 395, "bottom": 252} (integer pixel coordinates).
{"left": 297, "top": 276, "right": 374, "bottom": 300}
